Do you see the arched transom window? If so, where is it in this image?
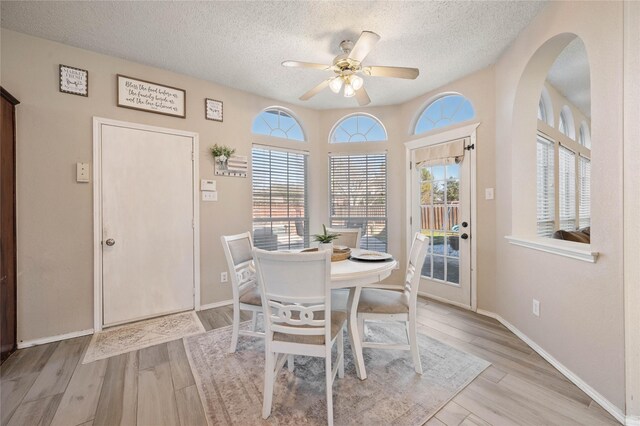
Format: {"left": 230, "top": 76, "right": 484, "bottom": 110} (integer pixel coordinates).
{"left": 330, "top": 113, "right": 387, "bottom": 143}
{"left": 252, "top": 107, "right": 305, "bottom": 141}
{"left": 415, "top": 94, "right": 475, "bottom": 135}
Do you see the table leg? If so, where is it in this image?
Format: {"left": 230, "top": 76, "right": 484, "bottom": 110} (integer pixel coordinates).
{"left": 347, "top": 286, "right": 367, "bottom": 380}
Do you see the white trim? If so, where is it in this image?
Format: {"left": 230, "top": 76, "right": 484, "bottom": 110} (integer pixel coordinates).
{"left": 92, "top": 117, "right": 200, "bottom": 332}
{"left": 476, "top": 309, "right": 626, "bottom": 425}
{"left": 627, "top": 417, "right": 640, "bottom": 426}
{"left": 251, "top": 143, "right": 309, "bottom": 156}
{"left": 505, "top": 235, "right": 598, "bottom": 263}
{"left": 198, "top": 299, "right": 233, "bottom": 311}
{"left": 405, "top": 122, "right": 480, "bottom": 311}
{"left": 18, "top": 328, "right": 94, "bottom": 349}
{"left": 420, "top": 292, "right": 474, "bottom": 311}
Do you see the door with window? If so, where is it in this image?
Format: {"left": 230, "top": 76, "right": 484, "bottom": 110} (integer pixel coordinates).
{"left": 410, "top": 138, "right": 472, "bottom": 308}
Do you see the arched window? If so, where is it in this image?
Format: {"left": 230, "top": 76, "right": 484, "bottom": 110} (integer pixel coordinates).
{"left": 252, "top": 107, "right": 305, "bottom": 141}
{"left": 414, "top": 94, "right": 475, "bottom": 135}
{"left": 558, "top": 106, "right": 575, "bottom": 140}
{"left": 329, "top": 113, "right": 387, "bottom": 143}
{"left": 579, "top": 122, "right": 591, "bottom": 148}
{"left": 538, "top": 87, "right": 554, "bottom": 126}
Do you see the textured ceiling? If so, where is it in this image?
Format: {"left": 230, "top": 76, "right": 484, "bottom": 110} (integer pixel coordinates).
{"left": 1, "top": 1, "right": 546, "bottom": 110}
{"left": 546, "top": 38, "right": 591, "bottom": 118}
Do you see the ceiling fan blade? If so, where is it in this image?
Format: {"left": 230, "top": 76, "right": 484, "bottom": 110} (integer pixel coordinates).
{"left": 355, "top": 87, "right": 371, "bottom": 106}
{"left": 348, "top": 31, "right": 381, "bottom": 63}
{"left": 363, "top": 66, "right": 419, "bottom": 79}
{"left": 299, "top": 78, "right": 332, "bottom": 101}
{"left": 282, "top": 60, "right": 331, "bottom": 70}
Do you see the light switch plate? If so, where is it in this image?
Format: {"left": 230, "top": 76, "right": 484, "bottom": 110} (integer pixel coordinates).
{"left": 76, "top": 163, "right": 90, "bottom": 183}
{"left": 202, "top": 191, "right": 218, "bottom": 202}
{"left": 201, "top": 179, "right": 216, "bottom": 191}
{"left": 485, "top": 188, "right": 494, "bottom": 200}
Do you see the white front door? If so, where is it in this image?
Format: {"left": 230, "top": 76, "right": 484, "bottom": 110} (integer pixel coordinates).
{"left": 410, "top": 138, "right": 472, "bottom": 308}
{"left": 100, "top": 122, "right": 196, "bottom": 327}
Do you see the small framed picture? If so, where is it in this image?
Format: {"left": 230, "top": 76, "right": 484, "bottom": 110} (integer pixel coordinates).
{"left": 59, "top": 64, "right": 88, "bottom": 97}
{"left": 205, "top": 98, "right": 223, "bottom": 122}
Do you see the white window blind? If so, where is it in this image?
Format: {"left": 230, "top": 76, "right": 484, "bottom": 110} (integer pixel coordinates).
{"left": 329, "top": 153, "right": 387, "bottom": 251}
{"left": 536, "top": 136, "right": 555, "bottom": 237}
{"left": 252, "top": 146, "right": 308, "bottom": 251}
{"left": 559, "top": 145, "right": 576, "bottom": 231}
{"left": 579, "top": 156, "right": 591, "bottom": 228}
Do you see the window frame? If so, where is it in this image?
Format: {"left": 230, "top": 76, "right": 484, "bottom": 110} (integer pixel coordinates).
{"left": 414, "top": 93, "right": 476, "bottom": 135}
{"left": 251, "top": 106, "right": 306, "bottom": 142}
{"left": 328, "top": 152, "right": 388, "bottom": 252}
{"left": 328, "top": 112, "right": 387, "bottom": 144}
{"left": 251, "top": 145, "right": 309, "bottom": 251}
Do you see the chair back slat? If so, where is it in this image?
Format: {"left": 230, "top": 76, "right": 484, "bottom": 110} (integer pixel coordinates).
{"left": 254, "top": 249, "right": 332, "bottom": 339}
{"left": 326, "top": 227, "right": 362, "bottom": 249}
{"left": 404, "top": 233, "right": 430, "bottom": 302}
{"left": 221, "top": 233, "right": 256, "bottom": 300}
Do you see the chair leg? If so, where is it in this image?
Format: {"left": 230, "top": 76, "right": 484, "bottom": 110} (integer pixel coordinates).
{"left": 337, "top": 327, "right": 345, "bottom": 379}
{"left": 358, "top": 316, "right": 365, "bottom": 343}
{"left": 408, "top": 318, "right": 423, "bottom": 375}
{"left": 287, "top": 355, "right": 294, "bottom": 372}
{"left": 251, "top": 310, "right": 258, "bottom": 331}
{"left": 325, "top": 353, "right": 334, "bottom": 426}
{"left": 263, "top": 350, "right": 276, "bottom": 419}
{"left": 229, "top": 304, "right": 240, "bottom": 353}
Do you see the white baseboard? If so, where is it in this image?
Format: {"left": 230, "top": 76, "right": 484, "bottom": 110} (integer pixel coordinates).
{"left": 17, "top": 328, "right": 94, "bottom": 349}
{"left": 198, "top": 299, "right": 233, "bottom": 311}
{"left": 627, "top": 416, "right": 640, "bottom": 426}
{"left": 476, "top": 309, "right": 627, "bottom": 425}
{"left": 419, "top": 291, "right": 472, "bottom": 311}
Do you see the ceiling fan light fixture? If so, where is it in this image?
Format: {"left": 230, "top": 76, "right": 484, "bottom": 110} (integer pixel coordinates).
{"left": 350, "top": 75, "right": 364, "bottom": 91}
{"left": 343, "top": 83, "right": 355, "bottom": 98}
{"left": 329, "top": 76, "right": 343, "bottom": 94}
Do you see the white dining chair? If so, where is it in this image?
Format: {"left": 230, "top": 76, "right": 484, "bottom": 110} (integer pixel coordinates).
{"left": 253, "top": 248, "right": 345, "bottom": 425}
{"left": 356, "top": 232, "right": 429, "bottom": 374}
{"left": 221, "top": 232, "right": 263, "bottom": 353}
{"left": 326, "top": 227, "right": 361, "bottom": 249}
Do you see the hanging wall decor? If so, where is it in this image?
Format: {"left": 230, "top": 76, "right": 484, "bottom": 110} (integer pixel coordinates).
{"left": 211, "top": 144, "right": 247, "bottom": 177}
{"left": 117, "top": 75, "right": 186, "bottom": 118}
{"left": 59, "top": 64, "right": 88, "bottom": 97}
{"left": 205, "top": 98, "right": 223, "bottom": 122}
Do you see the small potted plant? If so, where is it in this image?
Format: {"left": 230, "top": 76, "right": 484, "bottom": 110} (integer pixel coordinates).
{"left": 210, "top": 144, "right": 236, "bottom": 165}
{"left": 313, "top": 224, "right": 340, "bottom": 252}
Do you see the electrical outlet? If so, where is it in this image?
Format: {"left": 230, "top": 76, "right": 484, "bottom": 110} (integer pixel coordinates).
{"left": 532, "top": 299, "right": 540, "bottom": 317}
{"left": 221, "top": 272, "right": 228, "bottom": 283}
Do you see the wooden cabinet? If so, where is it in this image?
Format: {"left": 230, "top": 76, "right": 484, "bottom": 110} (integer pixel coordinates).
{"left": 1, "top": 87, "right": 19, "bottom": 363}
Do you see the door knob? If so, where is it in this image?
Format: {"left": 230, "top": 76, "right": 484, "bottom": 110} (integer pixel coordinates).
{"left": 105, "top": 239, "right": 116, "bottom": 246}
{"left": 460, "top": 233, "right": 469, "bottom": 240}
{"left": 461, "top": 221, "right": 468, "bottom": 228}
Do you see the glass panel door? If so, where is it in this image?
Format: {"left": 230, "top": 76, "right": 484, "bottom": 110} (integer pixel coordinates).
{"left": 411, "top": 139, "right": 471, "bottom": 307}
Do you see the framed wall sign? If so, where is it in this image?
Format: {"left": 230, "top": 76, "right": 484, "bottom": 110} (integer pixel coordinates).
{"left": 205, "top": 98, "right": 223, "bottom": 122}
{"left": 59, "top": 65, "right": 88, "bottom": 97}
{"left": 117, "top": 74, "right": 186, "bottom": 118}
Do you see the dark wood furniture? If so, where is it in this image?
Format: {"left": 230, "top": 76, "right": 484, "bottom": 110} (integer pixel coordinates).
{"left": 1, "top": 87, "right": 19, "bottom": 363}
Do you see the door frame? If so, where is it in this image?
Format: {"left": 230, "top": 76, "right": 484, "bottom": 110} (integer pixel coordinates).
{"left": 404, "top": 122, "right": 479, "bottom": 311}
{"left": 92, "top": 117, "right": 200, "bottom": 331}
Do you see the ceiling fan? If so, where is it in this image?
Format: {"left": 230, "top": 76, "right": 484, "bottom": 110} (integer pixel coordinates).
{"left": 282, "top": 31, "right": 419, "bottom": 106}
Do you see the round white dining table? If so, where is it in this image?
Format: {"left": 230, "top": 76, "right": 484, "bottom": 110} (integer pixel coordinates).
{"left": 330, "top": 249, "right": 398, "bottom": 380}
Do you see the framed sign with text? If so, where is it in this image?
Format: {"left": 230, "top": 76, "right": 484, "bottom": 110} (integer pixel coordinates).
{"left": 205, "top": 98, "right": 223, "bottom": 122}
{"left": 117, "top": 74, "right": 186, "bottom": 118}
{"left": 59, "top": 65, "right": 88, "bottom": 97}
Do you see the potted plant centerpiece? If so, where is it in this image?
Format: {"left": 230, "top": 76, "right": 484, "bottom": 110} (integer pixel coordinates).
{"left": 314, "top": 225, "right": 340, "bottom": 252}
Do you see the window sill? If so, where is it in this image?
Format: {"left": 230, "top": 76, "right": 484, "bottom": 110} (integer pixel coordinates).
{"left": 504, "top": 236, "right": 599, "bottom": 263}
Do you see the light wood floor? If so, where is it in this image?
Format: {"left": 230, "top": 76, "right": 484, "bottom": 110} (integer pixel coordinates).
{"left": 1, "top": 299, "right": 620, "bottom": 426}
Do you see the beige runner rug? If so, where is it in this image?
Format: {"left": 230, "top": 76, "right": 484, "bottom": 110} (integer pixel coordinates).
{"left": 83, "top": 311, "right": 204, "bottom": 364}
{"left": 184, "top": 321, "right": 490, "bottom": 425}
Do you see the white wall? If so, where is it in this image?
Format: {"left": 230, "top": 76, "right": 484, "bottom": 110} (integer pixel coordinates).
{"left": 494, "top": 0, "right": 625, "bottom": 411}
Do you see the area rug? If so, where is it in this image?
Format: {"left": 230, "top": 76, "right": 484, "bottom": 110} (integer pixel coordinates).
{"left": 184, "top": 321, "right": 490, "bottom": 425}
{"left": 83, "top": 311, "right": 205, "bottom": 364}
